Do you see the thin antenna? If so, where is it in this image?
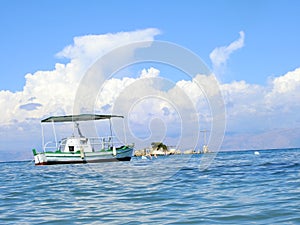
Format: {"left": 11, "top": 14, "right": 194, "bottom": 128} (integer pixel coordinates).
{"left": 200, "top": 129, "right": 209, "bottom": 145}
{"left": 200, "top": 129, "right": 209, "bottom": 153}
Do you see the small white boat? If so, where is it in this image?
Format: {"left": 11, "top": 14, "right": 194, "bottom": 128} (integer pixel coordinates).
{"left": 32, "top": 114, "right": 134, "bottom": 165}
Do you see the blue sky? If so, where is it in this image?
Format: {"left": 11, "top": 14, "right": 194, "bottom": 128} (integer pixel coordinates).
{"left": 1, "top": 0, "right": 300, "bottom": 161}
{"left": 1, "top": 0, "right": 300, "bottom": 90}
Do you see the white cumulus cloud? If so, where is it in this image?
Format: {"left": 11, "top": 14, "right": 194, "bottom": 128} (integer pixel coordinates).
{"left": 220, "top": 67, "right": 300, "bottom": 149}
{"left": 269, "top": 67, "right": 300, "bottom": 94}
{"left": 0, "top": 29, "right": 160, "bottom": 126}
{"left": 210, "top": 31, "right": 245, "bottom": 74}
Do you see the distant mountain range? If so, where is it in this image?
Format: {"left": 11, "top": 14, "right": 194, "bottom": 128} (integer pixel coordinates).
{"left": 221, "top": 128, "right": 300, "bottom": 151}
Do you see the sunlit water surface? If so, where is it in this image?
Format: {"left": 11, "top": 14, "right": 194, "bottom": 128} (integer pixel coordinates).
{"left": 1, "top": 148, "right": 300, "bottom": 224}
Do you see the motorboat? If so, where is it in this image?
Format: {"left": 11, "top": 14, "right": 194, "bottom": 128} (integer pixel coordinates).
{"left": 32, "top": 114, "right": 134, "bottom": 165}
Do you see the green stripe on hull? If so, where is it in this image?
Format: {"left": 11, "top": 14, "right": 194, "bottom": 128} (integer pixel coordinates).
{"left": 34, "top": 147, "right": 133, "bottom": 165}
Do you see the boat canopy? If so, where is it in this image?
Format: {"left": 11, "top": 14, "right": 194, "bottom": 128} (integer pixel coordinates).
{"left": 41, "top": 114, "right": 124, "bottom": 123}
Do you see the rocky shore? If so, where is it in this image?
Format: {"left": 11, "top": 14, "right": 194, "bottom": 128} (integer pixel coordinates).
{"left": 134, "top": 145, "right": 209, "bottom": 157}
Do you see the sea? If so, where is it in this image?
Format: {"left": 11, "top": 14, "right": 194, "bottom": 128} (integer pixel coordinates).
{"left": 1, "top": 148, "right": 300, "bottom": 224}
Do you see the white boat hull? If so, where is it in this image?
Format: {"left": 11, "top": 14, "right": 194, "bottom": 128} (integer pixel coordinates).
{"left": 33, "top": 147, "right": 133, "bottom": 165}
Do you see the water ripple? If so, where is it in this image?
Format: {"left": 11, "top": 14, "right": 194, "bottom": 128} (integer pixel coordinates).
{"left": 1, "top": 149, "right": 300, "bottom": 224}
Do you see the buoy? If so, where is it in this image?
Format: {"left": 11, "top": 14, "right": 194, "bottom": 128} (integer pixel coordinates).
{"left": 254, "top": 151, "right": 260, "bottom": 155}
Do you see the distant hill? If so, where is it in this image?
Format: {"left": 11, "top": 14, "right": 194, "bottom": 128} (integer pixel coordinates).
{"left": 221, "top": 128, "right": 300, "bottom": 151}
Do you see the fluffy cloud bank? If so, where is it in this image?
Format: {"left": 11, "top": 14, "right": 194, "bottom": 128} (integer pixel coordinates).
{"left": 0, "top": 28, "right": 160, "bottom": 126}
{"left": 221, "top": 67, "right": 300, "bottom": 149}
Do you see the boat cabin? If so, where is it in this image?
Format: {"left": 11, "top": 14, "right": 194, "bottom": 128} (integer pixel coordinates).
{"left": 59, "top": 137, "right": 93, "bottom": 153}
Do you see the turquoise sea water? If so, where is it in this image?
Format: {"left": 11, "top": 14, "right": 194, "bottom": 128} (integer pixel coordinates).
{"left": 1, "top": 148, "right": 300, "bottom": 224}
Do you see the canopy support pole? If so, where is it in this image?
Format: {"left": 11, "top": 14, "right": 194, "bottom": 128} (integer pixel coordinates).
{"left": 109, "top": 118, "right": 113, "bottom": 147}
{"left": 52, "top": 119, "right": 58, "bottom": 149}
{"left": 41, "top": 123, "right": 45, "bottom": 152}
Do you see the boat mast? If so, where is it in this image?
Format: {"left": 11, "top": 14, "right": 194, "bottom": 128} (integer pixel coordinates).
{"left": 75, "top": 122, "right": 84, "bottom": 137}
